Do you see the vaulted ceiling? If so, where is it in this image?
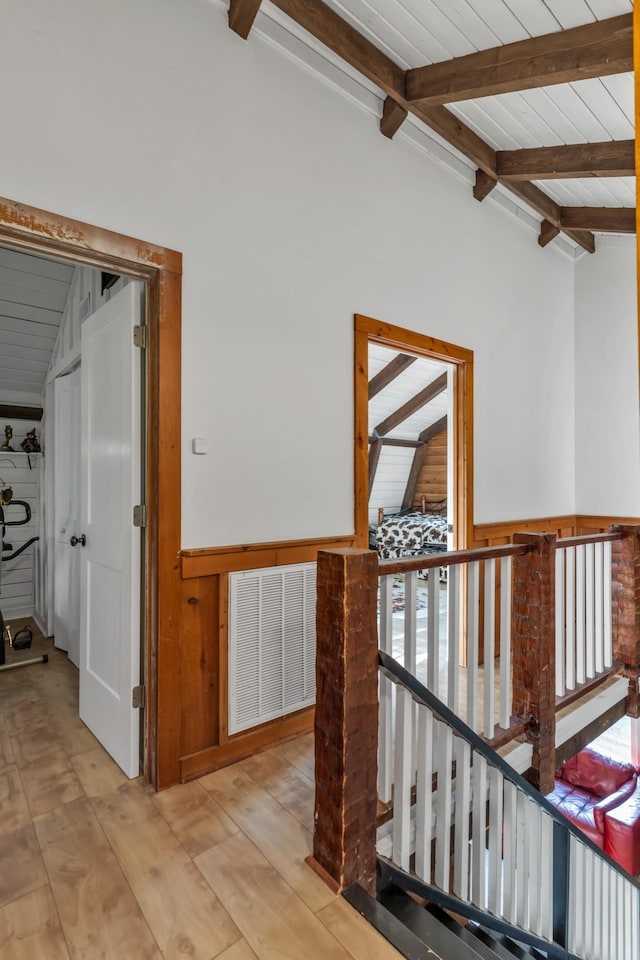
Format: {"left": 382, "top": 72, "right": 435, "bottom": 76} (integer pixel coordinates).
{"left": 230, "top": 0, "right": 635, "bottom": 254}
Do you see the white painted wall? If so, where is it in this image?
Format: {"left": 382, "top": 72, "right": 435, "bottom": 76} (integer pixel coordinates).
{"left": 575, "top": 238, "right": 640, "bottom": 516}
{"left": 0, "top": 0, "right": 589, "bottom": 545}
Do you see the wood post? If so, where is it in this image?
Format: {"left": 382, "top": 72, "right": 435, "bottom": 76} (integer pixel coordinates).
{"left": 311, "top": 548, "right": 379, "bottom": 895}
{"left": 511, "top": 532, "right": 557, "bottom": 795}
{"left": 610, "top": 525, "right": 640, "bottom": 716}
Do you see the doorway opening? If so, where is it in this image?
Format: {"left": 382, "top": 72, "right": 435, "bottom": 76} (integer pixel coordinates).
{"left": 0, "top": 249, "right": 146, "bottom": 777}
{"left": 354, "top": 314, "right": 474, "bottom": 551}
{"left": 0, "top": 196, "right": 182, "bottom": 789}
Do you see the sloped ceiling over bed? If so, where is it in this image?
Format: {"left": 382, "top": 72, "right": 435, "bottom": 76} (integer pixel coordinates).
{"left": 368, "top": 342, "right": 450, "bottom": 522}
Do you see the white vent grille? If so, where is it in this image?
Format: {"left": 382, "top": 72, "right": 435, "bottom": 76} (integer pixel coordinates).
{"left": 228, "top": 562, "right": 316, "bottom": 735}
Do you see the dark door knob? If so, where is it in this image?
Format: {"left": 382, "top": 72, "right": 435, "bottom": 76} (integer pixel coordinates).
{"left": 70, "top": 534, "right": 86, "bottom": 547}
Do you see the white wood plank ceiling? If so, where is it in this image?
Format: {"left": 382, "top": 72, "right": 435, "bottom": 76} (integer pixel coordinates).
{"left": 318, "top": 0, "right": 634, "bottom": 216}
{"left": 0, "top": 247, "right": 73, "bottom": 404}
{"left": 246, "top": 0, "right": 636, "bottom": 250}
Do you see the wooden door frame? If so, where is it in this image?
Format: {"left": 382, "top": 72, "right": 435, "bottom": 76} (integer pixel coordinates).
{"left": 354, "top": 314, "right": 474, "bottom": 548}
{"left": 0, "top": 197, "right": 182, "bottom": 789}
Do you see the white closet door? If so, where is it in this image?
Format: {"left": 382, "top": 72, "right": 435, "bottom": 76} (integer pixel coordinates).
{"left": 53, "top": 368, "right": 81, "bottom": 665}
{"left": 79, "top": 283, "right": 142, "bottom": 779}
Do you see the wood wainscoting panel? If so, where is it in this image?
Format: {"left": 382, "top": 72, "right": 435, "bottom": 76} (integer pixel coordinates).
{"left": 181, "top": 535, "right": 356, "bottom": 579}
{"left": 181, "top": 708, "right": 314, "bottom": 783}
{"left": 474, "top": 515, "right": 579, "bottom": 546}
{"left": 474, "top": 515, "right": 640, "bottom": 547}
{"left": 180, "top": 576, "right": 220, "bottom": 759}
{"left": 179, "top": 535, "right": 350, "bottom": 780}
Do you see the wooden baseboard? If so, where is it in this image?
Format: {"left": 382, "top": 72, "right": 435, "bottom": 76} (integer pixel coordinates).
{"left": 179, "top": 707, "right": 314, "bottom": 782}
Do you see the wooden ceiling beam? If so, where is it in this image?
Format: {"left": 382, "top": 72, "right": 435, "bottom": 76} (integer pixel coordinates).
{"left": 228, "top": 0, "right": 264, "bottom": 39}
{"left": 402, "top": 444, "right": 428, "bottom": 511}
{"left": 405, "top": 14, "right": 632, "bottom": 106}
{"left": 368, "top": 437, "right": 422, "bottom": 448}
{"left": 473, "top": 170, "right": 497, "bottom": 202}
{"left": 375, "top": 373, "right": 447, "bottom": 437}
{"left": 560, "top": 207, "right": 636, "bottom": 233}
{"left": 538, "top": 220, "right": 561, "bottom": 248}
{"left": 266, "top": 0, "right": 595, "bottom": 253}
{"left": 497, "top": 140, "right": 635, "bottom": 181}
{"left": 380, "top": 97, "right": 408, "bottom": 140}
{"left": 369, "top": 353, "right": 416, "bottom": 399}
{"left": 418, "top": 415, "right": 447, "bottom": 444}
{"left": 368, "top": 439, "right": 382, "bottom": 496}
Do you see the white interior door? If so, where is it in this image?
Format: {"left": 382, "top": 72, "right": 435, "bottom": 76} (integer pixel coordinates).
{"left": 79, "top": 283, "right": 142, "bottom": 778}
{"left": 53, "top": 368, "right": 81, "bottom": 665}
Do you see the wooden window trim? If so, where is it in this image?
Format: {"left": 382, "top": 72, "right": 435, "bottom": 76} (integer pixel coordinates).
{"left": 355, "top": 314, "right": 474, "bottom": 549}
{"left": 0, "top": 197, "right": 182, "bottom": 790}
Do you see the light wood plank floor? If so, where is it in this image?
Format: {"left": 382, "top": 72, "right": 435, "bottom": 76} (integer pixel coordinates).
{"left": 0, "top": 638, "right": 406, "bottom": 960}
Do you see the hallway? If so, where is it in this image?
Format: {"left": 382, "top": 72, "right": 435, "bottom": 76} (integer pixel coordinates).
{"left": 0, "top": 642, "right": 402, "bottom": 959}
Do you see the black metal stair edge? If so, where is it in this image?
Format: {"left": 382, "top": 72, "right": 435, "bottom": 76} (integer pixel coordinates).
{"left": 342, "top": 883, "right": 444, "bottom": 960}
{"left": 424, "top": 904, "right": 527, "bottom": 960}
{"left": 466, "top": 920, "right": 548, "bottom": 960}
{"left": 378, "top": 859, "right": 576, "bottom": 960}
{"left": 363, "top": 881, "right": 492, "bottom": 960}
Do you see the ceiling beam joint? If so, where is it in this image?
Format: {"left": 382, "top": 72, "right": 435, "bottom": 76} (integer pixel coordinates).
{"left": 228, "top": 0, "right": 264, "bottom": 39}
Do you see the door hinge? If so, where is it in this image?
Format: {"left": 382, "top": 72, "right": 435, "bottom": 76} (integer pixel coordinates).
{"left": 132, "top": 685, "right": 145, "bottom": 709}
{"left": 133, "top": 324, "right": 147, "bottom": 348}
{"left": 133, "top": 504, "right": 147, "bottom": 528}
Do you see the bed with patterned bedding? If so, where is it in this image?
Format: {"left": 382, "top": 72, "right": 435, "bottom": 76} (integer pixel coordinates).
{"left": 370, "top": 507, "right": 449, "bottom": 580}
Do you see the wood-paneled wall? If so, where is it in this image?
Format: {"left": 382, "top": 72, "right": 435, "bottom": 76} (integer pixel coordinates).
{"left": 473, "top": 514, "right": 640, "bottom": 547}
{"left": 178, "top": 534, "right": 355, "bottom": 781}
{"left": 413, "top": 430, "right": 447, "bottom": 506}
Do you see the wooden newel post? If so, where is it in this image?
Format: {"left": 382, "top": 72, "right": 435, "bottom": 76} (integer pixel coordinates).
{"left": 610, "top": 525, "right": 640, "bottom": 716}
{"left": 511, "top": 532, "right": 557, "bottom": 795}
{"left": 311, "top": 548, "right": 379, "bottom": 895}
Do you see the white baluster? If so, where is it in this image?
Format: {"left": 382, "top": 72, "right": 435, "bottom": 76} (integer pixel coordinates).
{"left": 453, "top": 736, "right": 471, "bottom": 901}
{"left": 380, "top": 575, "right": 393, "bottom": 655}
{"left": 483, "top": 559, "right": 496, "bottom": 738}
{"left": 515, "top": 789, "right": 528, "bottom": 928}
{"left": 595, "top": 541, "right": 604, "bottom": 676}
{"left": 392, "top": 684, "right": 412, "bottom": 871}
{"left": 378, "top": 576, "right": 394, "bottom": 803}
{"left": 447, "top": 564, "right": 460, "bottom": 715}
{"left": 593, "top": 852, "right": 602, "bottom": 960}
{"left": 539, "top": 812, "right": 553, "bottom": 940}
{"left": 527, "top": 801, "right": 542, "bottom": 935}
{"left": 414, "top": 703, "right": 434, "bottom": 883}
{"left": 487, "top": 765, "right": 503, "bottom": 916}
{"left": 576, "top": 544, "right": 585, "bottom": 685}
{"left": 467, "top": 562, "right": 480, "bottom": 733}
{"left": 435, "top": 722, "right": 453, "bottom": 892}
{"left": 569, "top": 836, "right": 583, "bottom": 957}
{"left": 427, "top": 568, "right": 439, "bottom": 696}
{"left": 404, "top": 571, "right": 417, "bottom": 674}
{"left": 566, "top": 547, "right": 576, "bottom": 690}
{"left": 586, "top": 543, "right": 595, "bottom": 678}
{"left": 502, "top": 781, "right": 517, "bottom": 924}
{"left": 604, "top": 540, "right": 613, "bottom": 669}
{"left": 471, "top": 753, "right": 487, "bottom": 909}
{"left": 555, "top": 548, "right": 565, "bottom": 697}
{"left": 404, "top": 570, "right": 417, "bottom": 789}
{"left": 499, "top": 556, "right": 512, "bottom": 729}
